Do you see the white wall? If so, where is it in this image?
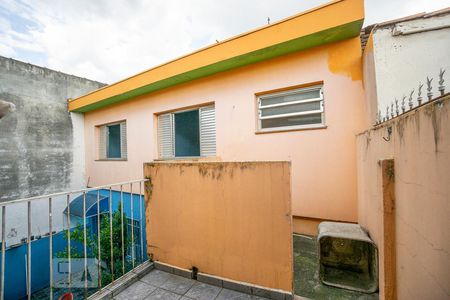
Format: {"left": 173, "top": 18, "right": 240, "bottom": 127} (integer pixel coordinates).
{"left": 372, "top": 14, "right": 450, "bottom": 121}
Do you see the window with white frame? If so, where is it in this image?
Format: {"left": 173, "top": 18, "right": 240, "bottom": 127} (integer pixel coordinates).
{"left": 158, "top": 105, "right": 216, "bottom": 159}
{"left": 97, "top": 121, "right": 127, "bottom": 160}
{"left": 257, "top": 85, "right": 324, "bottom": 131}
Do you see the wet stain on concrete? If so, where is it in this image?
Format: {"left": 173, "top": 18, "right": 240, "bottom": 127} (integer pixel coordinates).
{"left": 0, "top": 56, "right": 105, "bottom": 202}
{"left": 0, "top": 91, "right": 73, "bottom": 200}
{"left": 424, "top": 100, "right": 446, "bottom": 152}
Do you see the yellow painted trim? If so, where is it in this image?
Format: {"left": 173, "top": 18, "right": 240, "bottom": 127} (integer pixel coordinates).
{"left": 69, "top": 0, "right": 364, "bottom": 112}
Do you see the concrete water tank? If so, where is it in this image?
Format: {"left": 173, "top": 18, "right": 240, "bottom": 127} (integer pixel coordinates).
{"left": 318, "top": 222, "right": 378, "bottom": 293}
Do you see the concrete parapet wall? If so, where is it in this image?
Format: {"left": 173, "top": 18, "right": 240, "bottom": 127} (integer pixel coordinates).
{"left": 144, "top": 161, "right": 293, "bottom": 292}
{"left": 356, "top": 95, "right": 450, "bottom": 299}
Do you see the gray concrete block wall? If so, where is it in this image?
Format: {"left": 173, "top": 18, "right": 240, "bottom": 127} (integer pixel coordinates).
{"left": 0, "top": 56, "right": 105, "bottom": 202}
{"left": 0, "top": 56, "right": 105, "bottom": 244}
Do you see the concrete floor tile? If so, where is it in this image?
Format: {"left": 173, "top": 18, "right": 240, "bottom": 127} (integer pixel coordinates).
{"left": 159, "top": 274, "right": 195, "bottom": 295}
{"left": 115, "top": 280, "right": 156, "bottom": 300}
{"left": 140, "top": 269, "right": 173, "bottom": 287}
{"left": 216, "top": 288, "right": 254, "bottom": 300}
{"left": 184, "top": 282, "right": 221, "bottom": 300}
{"left": 144, "top": 288, "right": 181, "bottom": 300}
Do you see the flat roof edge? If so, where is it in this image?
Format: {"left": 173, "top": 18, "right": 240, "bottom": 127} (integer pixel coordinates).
{"left": 69, "top": 0, "right": 364, "bottom": 112}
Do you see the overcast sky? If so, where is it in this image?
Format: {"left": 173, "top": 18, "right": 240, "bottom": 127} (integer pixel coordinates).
{"left": 1, "top": 0, "right": 449, "bottom": 83}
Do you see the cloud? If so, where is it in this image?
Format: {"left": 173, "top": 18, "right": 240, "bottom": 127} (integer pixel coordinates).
{"left": 364, "top": 0, "right": 450, "bottom": 25}
{"left": 0, "top": 0, "right": 449, "bottom": 83}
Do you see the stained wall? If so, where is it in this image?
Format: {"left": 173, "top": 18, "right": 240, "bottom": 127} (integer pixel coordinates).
{"left": 144, "top": 162, "right": 293, "bottom": 291}
{"left": 0, "top": 56, "right": 104, "bottom": 244}
{"left": 356, "top": 95, "right": 450, "bottom": 299}
{"left": 84, "top": 38, "right": 367, "bottom": 233}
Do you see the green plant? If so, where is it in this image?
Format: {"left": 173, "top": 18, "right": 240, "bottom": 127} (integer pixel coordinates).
{"left": 56, "top": 203, "right": 134, "bottom": 286}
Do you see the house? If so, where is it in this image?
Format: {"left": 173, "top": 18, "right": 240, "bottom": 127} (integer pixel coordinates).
{"left": 0, "top": 56, "right": 105, "bottom": 246}
{"left": 68, "top": 0, "right": 367, "bottom": 236}
{"left": 1, "top": 0, "right": 448, "bottom": 299}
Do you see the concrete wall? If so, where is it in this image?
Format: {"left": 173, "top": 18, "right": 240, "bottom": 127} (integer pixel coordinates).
{"left": 144, "top": 162, "right": 293, "bottom": 292}
{"left": 356, "top": 95, "right": 450, "bottom": 299}
{"left": 84, "top": 37, "right": 367, "bottom": 234}
{"left": 362, "top": 32, "right": 378, "bottom": 127}
{"left": 0, "top": 56, "right": 104, "bottom": 244}
{"left": 365, "top": 13, "right": 450, "bottom": 125}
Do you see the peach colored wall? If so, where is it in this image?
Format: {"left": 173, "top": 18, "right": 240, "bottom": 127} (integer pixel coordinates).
{"left": 84, "top": 37, "right": 366, "bottom": 226}
{"left": 356, "top": 96, "right": 450, "bottom": 299}
{"left": 362, "top": 33, "right": 378, "bottom": 126}
{"left": 144, "top": 162, "right": 293, "bottom": 291}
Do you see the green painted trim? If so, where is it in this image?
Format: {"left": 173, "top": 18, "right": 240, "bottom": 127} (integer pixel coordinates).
{"left": 74, "top": 19, "right": 363, "bottom": 112}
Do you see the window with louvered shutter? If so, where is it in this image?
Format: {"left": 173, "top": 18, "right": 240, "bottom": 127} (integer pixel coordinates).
{"left": 98, "top": 125, "right": 107, "bottom": 159}
{"left": 120, "top": 122, "right": 127, "bottom": 159}
{"left": 257, "top": 85, "right": 324, "bottom": 132}
{"left": 97, "top": 120, "right": 127, "bottom": 160}
{"left": 199, "top": 105, "right": 216, "bottom": 156}
{"left": 157, "top": 105, "right": 216, "bottom": 159}
{"left": 158, "top": 113, "right": 175, "bottom": 159}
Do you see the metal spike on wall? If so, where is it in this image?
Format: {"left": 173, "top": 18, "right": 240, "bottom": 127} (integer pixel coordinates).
{"left": 427, "top": 76, "right": 433, "bottom": 101}
{"left": 417, "top": 82, "right": 423, "bottom": 105}
{"left": 438, "top": 68, "right": 446, "bottom": 96}
{"left": 401, "top": 96, "right": 406, "bottom": 113}
{"left": 377, "top": 69, "right": 447, "bottom": 126}
{"left": 395, "top": 98, "right": 399, "bottom": 116}
{"left": 408, "top": 89, "right": 414, "bottom": 110}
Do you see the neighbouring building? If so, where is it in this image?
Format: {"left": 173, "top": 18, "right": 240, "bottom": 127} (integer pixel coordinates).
{"left": 68, "top": 0, "right": 367, "bottom": 236}
{"left": 357, "top": 9, "right": 450, "bottom": 300}
{"left": 0, "top": 56, "right": 105, "bottom": 244}
{"left": 362, "top": 8, "right": 450, "bottom": 124}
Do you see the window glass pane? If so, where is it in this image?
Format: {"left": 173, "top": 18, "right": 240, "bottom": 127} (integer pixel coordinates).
{"left": 175, "top": 110, "right": 200, "bottom": 157}
{"left": 261, "top": 113, "right": 322, "bottom": 129}
{"left": 260, "top": 101, "right": 321, "bottom": 117}
{"left": 107, "top": 124, "right": 121, "bottom": 158}
{"left": 260, "top": 89, "right": 320, "bottom": 106}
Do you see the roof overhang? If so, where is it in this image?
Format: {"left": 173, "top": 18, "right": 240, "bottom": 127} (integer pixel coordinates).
{"left": 68, "top": 0, "right": 364, "bottom": 112}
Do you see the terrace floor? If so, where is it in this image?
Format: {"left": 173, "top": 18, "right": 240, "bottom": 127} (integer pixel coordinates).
{"left": 115, "top": 269, "right": 270, "bottom": 300}
{"left": 293, "top": 234, "right": 379, "bottom": 300}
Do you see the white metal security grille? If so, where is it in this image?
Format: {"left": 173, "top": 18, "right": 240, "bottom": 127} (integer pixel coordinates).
{"left": 257, "top": 85, "right": 324, "bottom": 131}
{"left": 199, "top": 105, "right": 216, "bottom": 157}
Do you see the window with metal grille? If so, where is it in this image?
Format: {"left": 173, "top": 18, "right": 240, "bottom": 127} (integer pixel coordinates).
{"left": 158, "top": 105, "right": 216, "bottom": 159}
{"left": 98, "top": 121, "right": 127, "bottom": 160}
{"left": 257, "top": 85, "right": 324, "bottom": 131}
